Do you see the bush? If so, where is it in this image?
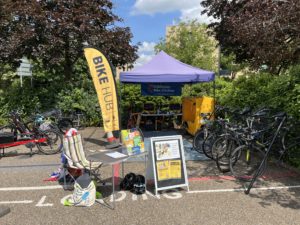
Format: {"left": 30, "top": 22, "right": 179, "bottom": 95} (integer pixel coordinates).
{"left": 215, "top": 67, "right": 300, "bottom": 120}
{"left": 57, "top": 87, "right": 102, "bottom": 126}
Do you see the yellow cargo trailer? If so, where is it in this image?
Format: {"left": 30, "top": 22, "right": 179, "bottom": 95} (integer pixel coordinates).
{"left": 182, "top": 96, "right": 215, "bottom": 136}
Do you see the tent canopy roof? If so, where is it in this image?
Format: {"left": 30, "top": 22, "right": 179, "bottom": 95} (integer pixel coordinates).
{"left": 120, "top": 51, "right": 215, "bottom": 84}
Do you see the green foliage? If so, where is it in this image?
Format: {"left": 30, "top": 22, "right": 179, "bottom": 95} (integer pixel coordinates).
{"left": 215, "top": 66, "right": 300, "bottom": 120}
{"left": 120, "top": 84, "right": 180, "bottom": 109}
{"left": 57, "top": 87, "right": 101, "bottom": 126}
{"left": 0, "top": 59, "right": 102, "bottom": 126}
{"left": 220, "top": 53, "right": 248, "bottom": 77}
{"left": 155, "top": 21, "right": 218, "bottom": 72}
{"left": 0, "top": 0, "right": 138, "bottom": 78}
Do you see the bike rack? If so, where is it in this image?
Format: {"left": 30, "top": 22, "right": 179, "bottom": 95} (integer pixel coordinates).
{"left": 244, "top": 116, "right": 286, "bottom": 194}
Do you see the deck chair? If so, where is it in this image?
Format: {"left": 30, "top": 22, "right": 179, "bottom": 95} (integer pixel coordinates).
{"left": 62, "top": 137, "right": 82, "bottom": 189}
{"left": 62, "top": 133, "right": 104, "bottom": 189}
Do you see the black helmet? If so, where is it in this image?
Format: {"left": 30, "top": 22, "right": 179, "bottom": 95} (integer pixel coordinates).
{"left": 120, "top": 173, "right": 136, "bottom": 191}
{"left": 132, "top": 175, "right": 145, "bottom": 195}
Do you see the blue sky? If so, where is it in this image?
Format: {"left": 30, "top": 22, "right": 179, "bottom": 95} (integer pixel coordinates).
{"left": 112, "top": 0, "right": 212, "bottom": 67}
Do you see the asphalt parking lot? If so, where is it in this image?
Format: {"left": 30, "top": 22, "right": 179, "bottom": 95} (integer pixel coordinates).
{"left": 1, "top": 127, "right": 300, "bottom": 225}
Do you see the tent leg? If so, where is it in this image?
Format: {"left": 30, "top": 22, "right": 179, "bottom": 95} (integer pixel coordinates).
{"left": 119, "top": 82, "right": 123, "bottom": 131}
{"left": 213, "top": 79, "right": 216, "bottom": 119}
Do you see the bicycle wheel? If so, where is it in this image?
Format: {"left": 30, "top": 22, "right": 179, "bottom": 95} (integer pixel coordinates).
{"left": 213, "top": 136, "right": 240, "bottom": 172}
{"left": 58, "top": 119, "right": 73, "bottom": 134}
{"left": 212, "top": 135, "right": 240, "bottom": 160}
{"left": 229, "top": 145, "right": 266, "bottom": 181}
{"left": 193, "top": 129, "right": 207, "bottom": 154}
{"left": 216, "top": 151, "right": 230, "bottom": 173}
{"left": 37, "top": 129, "right": 63, "bottom": 155}
{"left": 202, "top": 134, "right": 216, "bottom": 159}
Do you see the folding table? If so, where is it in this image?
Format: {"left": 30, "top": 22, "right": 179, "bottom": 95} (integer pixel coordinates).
{"left": 87, "top": 151, "right": 129, "bottom": 209}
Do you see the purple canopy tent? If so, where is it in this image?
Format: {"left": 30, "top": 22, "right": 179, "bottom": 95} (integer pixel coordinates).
{"left": 118, "top": 51, "right": 216, "bottom": 129}
{"left": 120, "top": 51, "right": 215, "bottom": 83}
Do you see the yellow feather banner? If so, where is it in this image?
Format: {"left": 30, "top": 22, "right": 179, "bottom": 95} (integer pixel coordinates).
{"left": 84, "top": 47, "right": 119, "bottom": 132}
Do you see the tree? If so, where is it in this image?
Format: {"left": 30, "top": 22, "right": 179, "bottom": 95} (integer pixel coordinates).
{"left": 0, "top": 0, "right": 138, "bottom": 79}
{"left": 202, "top": 0, "right": 300, "bottom": 74}
{"left": 155, "top": 21, "right": 218, "bottom": 72}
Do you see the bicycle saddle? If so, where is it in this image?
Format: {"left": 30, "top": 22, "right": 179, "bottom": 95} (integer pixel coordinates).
{"left": 272, "top": 112, "right": 286, "bottom": 118}
{"left": 252, "top": 108, "right": 270, "bottom": 117}
{"left": 41, "top": 109, "right": 60, "bottom": 117}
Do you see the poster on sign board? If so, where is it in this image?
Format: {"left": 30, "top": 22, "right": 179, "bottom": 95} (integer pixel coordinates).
{"left": 154, "top": 140, "right": 180, "bottom": 161}
{"left": 156, "top": 160, "right": 181, "bottom": 181}
{"left": 150, "top": 135, "right": 189, "bottom": 195}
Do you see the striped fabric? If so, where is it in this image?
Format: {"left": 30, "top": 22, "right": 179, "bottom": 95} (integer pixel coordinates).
{"left": 63, "top": 134, "right": 102, "bottom": 170}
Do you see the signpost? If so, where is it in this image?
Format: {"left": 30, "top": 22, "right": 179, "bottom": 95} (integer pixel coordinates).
{"left": 17, "top": 57, "right": 33, "bottom": 87}
{"left": 150, "top": 135, "right": 189, "bottom": 195}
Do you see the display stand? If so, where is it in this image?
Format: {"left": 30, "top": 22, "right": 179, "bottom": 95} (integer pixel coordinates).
{"left": 149, "top": 135, "right": 189, "bottom": 196}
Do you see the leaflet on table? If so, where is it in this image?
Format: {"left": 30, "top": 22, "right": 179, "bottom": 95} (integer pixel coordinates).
{"left": 121, "top": 129, "right": 145, "bottom": 156}
{"left": 155, "top": 140, "right": 180, "bottom": 161}
{"left": 156, "top": 160, "right": 181, "bottom": 181}
{"left": 106, "top": 151, "right": 127, "bottom": 159}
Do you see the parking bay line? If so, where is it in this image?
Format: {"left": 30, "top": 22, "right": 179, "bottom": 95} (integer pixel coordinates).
{"left": 0, "top": 185, "right": 62, "bottom": 191}
{"left": 188, "top": 185, "right": 300, "bottom": 194}
{"left": 0, "top": 200, "right": 33, "bottom": 204}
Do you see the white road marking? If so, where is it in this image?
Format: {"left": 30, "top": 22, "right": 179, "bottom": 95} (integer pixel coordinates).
{"left": 111, "top": 191, "right": 126, "bottom": 202}
{"left": 0, "top": 185, "right": 62, "bottom": 191}
{"left": 187, "top": 185, "right": 300, "bottom": 194}
{"left": 2, "top": 184, "right": 300, "bottom": 207}
{"left": 132, "top": 193, "right": 138, "bottom": 201}
{"left": 36, "top": 196, "right": 53, "bottom": 207}
{"left": 142, "top": 193, "right": 148, "bottom": 200}
{"left": 162, "top": 191, "right": 183, "bottom": 199}
{"left": 146, "top": 190, "right": 160, "bottom": 199}
{"left": 0, "top": 200, "right": 33, "bottom": 204}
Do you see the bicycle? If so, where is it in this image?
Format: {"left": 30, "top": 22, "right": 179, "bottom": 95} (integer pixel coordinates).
{"left": 0, "top": 111, "right": 63, "bottom": 156}
{"left": 212, "top": 108, "right": 271, "bottom": 172}
{"left": 33, "top": 109, "right": 74, "bottom": 134}
{"left": 193, "top": 105, "right": 227, "bottom": 156}
{"left": 275, "top": 118, "right": 300, "bottom": 166}
{"left": 197, "top": 106, "right": 250, "bottom": 160}
{"left": 229, "top": 112, "right": 287, "bottom": 182}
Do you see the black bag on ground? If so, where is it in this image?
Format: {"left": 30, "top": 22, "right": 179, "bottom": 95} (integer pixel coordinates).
{"left": 132, "top": 175, "right": 145, "bottom": 195}
{"left": 120, "top": 173, "right": 136, "bottom": 191}
{"left": 120, "top": 173, "right": 146, "bottom": 195}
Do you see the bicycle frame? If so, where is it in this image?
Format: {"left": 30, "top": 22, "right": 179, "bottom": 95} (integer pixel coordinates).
{"left": 0, "top": 137, "right": 46, "bottom": 157}
{"left": 0, "top": 112, "right": 47, "bottom": 157}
